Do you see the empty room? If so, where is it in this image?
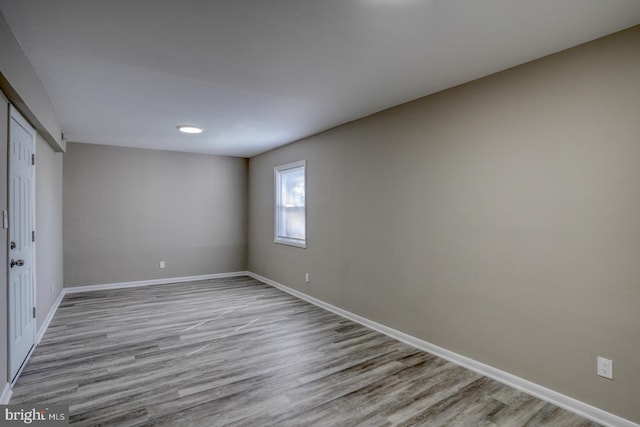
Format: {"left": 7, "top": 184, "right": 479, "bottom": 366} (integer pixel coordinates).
{"left": 1, "top": 1, "right": 639, "bottom": 426}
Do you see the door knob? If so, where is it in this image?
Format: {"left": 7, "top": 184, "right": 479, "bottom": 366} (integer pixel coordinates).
{"left": 10, "top": 259, "right": 24, "bottom": 268}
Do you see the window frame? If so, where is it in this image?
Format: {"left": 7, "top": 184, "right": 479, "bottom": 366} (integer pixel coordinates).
{"left": 274, "top": 160, "right": 307, "bottom": 248}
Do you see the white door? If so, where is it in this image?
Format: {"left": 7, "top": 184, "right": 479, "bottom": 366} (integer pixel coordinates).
{"left": 8, "top": 105, "right": 36, "bottom": 382}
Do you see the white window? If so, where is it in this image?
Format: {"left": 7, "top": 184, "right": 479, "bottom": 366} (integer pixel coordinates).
{"left": 274, "top": 160, "right": 306, "bottom": 248}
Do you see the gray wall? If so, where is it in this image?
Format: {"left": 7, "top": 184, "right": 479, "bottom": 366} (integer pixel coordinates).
{"left": 0, "top": 12, "right": 63, "bottom": 152}
{"left": 1, "top": 11, "right": 64, "bottom": 397}
{"left": 249, "top": 26, "right": 640, "bottom": 423}
{"left": 36, "top": 135, "right": 64, "bottom": 329}
{"left": 0, "top": 96, "right": 62, "bottom": 396}
{"left": 63, "top": 142, "right": 247, "bottom": 286}
{"left": 0, "top": 90, "right": 9, "bottom": 393}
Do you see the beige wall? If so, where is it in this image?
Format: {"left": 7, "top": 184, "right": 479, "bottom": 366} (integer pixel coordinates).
{"left": 249, "top": 26, "right": 640, "bottom": 422}
{"left": 36, "top": 135, "right": 64, "bottom": 329}
{"left": 0, "top": 91, "right": 9, "bottom": 392}
{"left": 63, "top": 143, "right": 247, "bottom": 286}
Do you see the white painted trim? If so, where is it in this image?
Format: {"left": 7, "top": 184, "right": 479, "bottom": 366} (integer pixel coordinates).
{"left": 8, "top": 290, "right": 66, "bottom": 390}
{"left": 36, "top": 290, "right": 65, "bottom": 344}
{"left": 246, "top": 272, "right": 639, "bottom": 427}
{"left": 0, "top": 382, "right": 12, "bottom": 404}
{"left": 8, "top": 272, "right": 250, "bottom": 387}
{"left": 274, "top": 160, "right": 307, "bottom": 249}
{"left": 64, "top": 271, "right": 249, "bottom": 294}
{"left": 8, "top": 104, "right": 38, "bottom": 384}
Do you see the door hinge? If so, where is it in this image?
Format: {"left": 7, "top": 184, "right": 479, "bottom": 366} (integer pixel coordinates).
{"left": 32, "top": 307, "right": 36, "bottom": 318}
{"left": 31, "top": 154, "right": 35, "bottom": 165}
{"left": 32, "top": 230, "right": 35, "bottom": 242}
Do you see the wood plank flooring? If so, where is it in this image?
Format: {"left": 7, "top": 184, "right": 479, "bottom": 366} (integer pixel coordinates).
{"left": 11, "top": 276, "right": 600, "bottom": 426}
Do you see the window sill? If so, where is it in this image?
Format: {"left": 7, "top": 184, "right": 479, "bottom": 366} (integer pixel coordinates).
{"left": 274, "top": 237, "right": 307, "bottom": 248}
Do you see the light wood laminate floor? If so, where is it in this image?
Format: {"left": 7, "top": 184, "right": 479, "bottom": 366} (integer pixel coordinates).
{"left": 11, "top": 276, "right": 600, "bottom": 426}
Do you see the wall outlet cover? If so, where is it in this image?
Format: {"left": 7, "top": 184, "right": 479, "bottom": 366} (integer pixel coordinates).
{"left": 597, "top": 356, "right": 613, "bottom": 380}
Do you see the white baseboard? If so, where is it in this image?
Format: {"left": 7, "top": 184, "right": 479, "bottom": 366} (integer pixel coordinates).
{"left": 10, "top": 271, "right": 250, "bottom": 388}
{"left": 8, "top": 291, "right": 65, "bottom": 389}
{"left": 247, "top": 272, "right": 638, "bottom": 427}
{"left": 64, "top": 271, "right": 249, "bottom": 294}
{"left": 37, "top": 290, "right": 65, "bottom": 344}
{"left": 0, "top": 382, "right": 11, "bottom": 404}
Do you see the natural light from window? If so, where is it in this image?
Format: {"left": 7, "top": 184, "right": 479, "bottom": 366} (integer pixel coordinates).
{"left": 274, "top": 160, "right": 306, "bottom": 248}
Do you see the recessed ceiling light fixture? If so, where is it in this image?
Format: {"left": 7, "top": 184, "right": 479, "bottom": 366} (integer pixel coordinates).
{"left": 177, "top": 125, "right": 203, "bottom": 134}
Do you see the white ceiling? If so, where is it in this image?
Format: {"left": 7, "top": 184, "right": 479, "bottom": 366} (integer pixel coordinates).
{"left": 1, "top": 1, "right": 639, "bottom": 158}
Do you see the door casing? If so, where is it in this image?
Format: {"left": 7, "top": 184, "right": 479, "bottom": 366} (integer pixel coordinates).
{"left": 7, "top": 104, "right": 36, "bottom": 383}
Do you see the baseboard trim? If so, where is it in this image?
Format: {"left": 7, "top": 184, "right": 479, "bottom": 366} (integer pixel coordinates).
{"left": 247, "top": 272, "right": 638, "bottom": 427}
{"left": 0, "top": 382, "right": 11, "bottom": 404}
{"left": 64, "top": 271, "right": 250, "bottom": 294}
{"left": 9, "top": 271, "right": 250, "bottom": 389}
{"left": 37, "top": 290, "right": 65, "bottom": 344}
{"left": 8, "top": 291, "right": 64, "bottom": 391}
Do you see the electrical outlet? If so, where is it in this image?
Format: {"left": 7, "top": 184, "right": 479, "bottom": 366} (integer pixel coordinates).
{"left": 597, "top": 356, "right": 613, "bottom": 379}
{"left": 159, "top": 261, "right": 165, "bottom": 269}
{"left": 305, "top": 273, "right": 310, "bottom": 283}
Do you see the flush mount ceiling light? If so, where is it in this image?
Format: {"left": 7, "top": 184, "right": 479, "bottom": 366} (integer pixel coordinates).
{"left": 177, "top": 125, "right": 203, "bottom": 134}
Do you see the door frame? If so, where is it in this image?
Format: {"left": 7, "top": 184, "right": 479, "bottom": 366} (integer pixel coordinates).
{"left": 7, "top": 104, "right": 37, "bottom": 384}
